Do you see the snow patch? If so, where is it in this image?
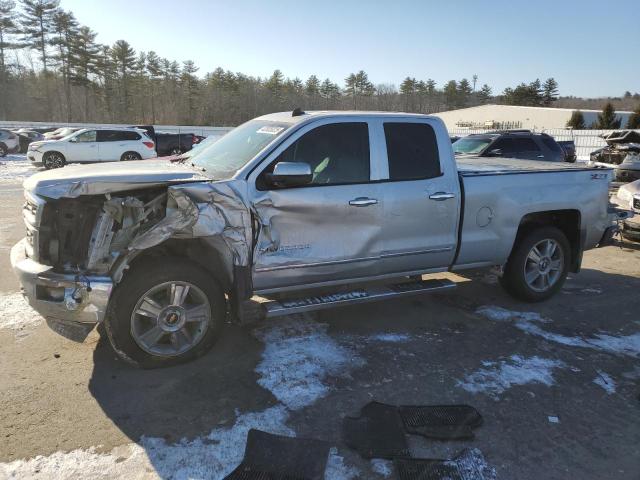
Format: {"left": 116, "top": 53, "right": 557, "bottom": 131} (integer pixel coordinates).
{"left": 593, "top": 371, "right": 616, "bottom": 394}
{"left": 476, "top": 305, "right": 640, "bottom": 357}
{"left": 368, "top": 333, "right": 411, "bottom": 343}
{"left": 458, "top": 355, "right": 566, "bottom": 397}
{"left": 370, "top": 458, "right": 393, "bottom": 477}
{"left": 325, "top": 448, "right": 360, "bottom": 480}
{"left": 0, "top": 292, "right": 43, "bottom": 334}
{"left": 0, "top": 405, "right": 292, "bottom": 480}
{"left": 446, "top": 448, "right": 497, "bottom": 480}
{"left": 253, "top": 314, "right": 363, "bottom": 410}
{"left": 0, "top": 155, "right": 38, "bottom": 183}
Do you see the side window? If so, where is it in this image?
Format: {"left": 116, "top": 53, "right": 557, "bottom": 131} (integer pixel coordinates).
{"left": 384, "top": 123, "right": 441, "bottom": 180}
{"left": 75, "top": 130, "right": 97, "bottom": 142}
{"left": 540, "top": 136, "right": 562, "bottom": 153}
{"left": 97, "top": 130, "right": 129, "bottom": 142}
{"left": 490, "top": 138, "right": 515, "bottom": 154}
{"left": 513, "top": 138, "right": 541, "bottom": 151}
{"left": 261, "top": 122, "right": 370, "bottom": 188}
{"left": 121, "top": 131, "right": 141, "bottom": 141}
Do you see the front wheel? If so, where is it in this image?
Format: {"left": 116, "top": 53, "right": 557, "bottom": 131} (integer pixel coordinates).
{"left": 105, "top": 258, "right": 226, "bottom": 368}
{"left": 0, "top": 143, "right": 7, "bottom": 157}
{"left": 499, "top": 226, "right": 570, "bottom": 302}
{"left": 43, "top": 151, "right": 66, "bottom": 169}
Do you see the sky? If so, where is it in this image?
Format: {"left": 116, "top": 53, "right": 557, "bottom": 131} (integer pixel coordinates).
{"left": 59, "top": 0, "right": 640, "bottom": 98}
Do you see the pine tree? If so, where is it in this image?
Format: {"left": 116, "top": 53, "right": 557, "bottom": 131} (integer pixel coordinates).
{"left": 344, "top": 70, "right": 374, "bottom": 109}
{"left": 444, "top": 80, "right": 457, "bottom": 109}
{"left": 69, "top": 25, "right": 100, "bottom": 120}
{"left": 51, "top": 9, "right": 78, "bottom": 121}
{"left": 627, "top": 105, "right": 640, "bottom": 129}
{"left": 566, "top": 110, "right": 585, "bottom": 129}
{"left": 542, "top": 78, "right": 558, "bottom": 105}
{"left": 596, "top": 102, "right": 621, "bottom": 129}
{"left": 457, "top": 78, "right": 472, "bottom": 107}
{"left": 304, "top": 74, "right": 320, "bottom": 96}
{"left": 20, "top": 0, "right": 59, "bottom": 73}
{"left": 265, "top": 69, "right": 284, "bottom": 98}
{"left": 478, "top": 84, "right": 492, "bottom": 104}
{"left": 181, "top": 59, "right": 199, "bottom": 123}
{"left": 110, "top": 39, "right": 136, "bottom": 118}
{"left": 0, "top": 0, "right": 20, "bottom": 119}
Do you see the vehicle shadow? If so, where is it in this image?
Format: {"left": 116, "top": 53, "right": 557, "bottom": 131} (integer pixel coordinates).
{"left": 88, "top": 323, "right": 273, "bottom": 477}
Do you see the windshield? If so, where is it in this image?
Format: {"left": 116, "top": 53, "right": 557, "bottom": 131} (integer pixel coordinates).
{"left": 191, "top": 120, "right": 290, "bottom": 179}
{"left": 452, "top": 137, "right": 493, "bottom": 155}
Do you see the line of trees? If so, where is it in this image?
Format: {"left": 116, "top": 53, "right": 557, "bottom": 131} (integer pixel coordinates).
{"left": 566, "top": 103, "right": 640, "bottom": 130}
{"left": 0, "top": 0, "right": 592, "bottom": 127}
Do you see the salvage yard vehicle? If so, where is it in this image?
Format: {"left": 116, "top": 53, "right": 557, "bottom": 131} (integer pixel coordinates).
{"left": 155, "top": 131, "right": 199, "bottom": 156}
{"left": 27, "top": 128, "right": 157, "bottom": 169}
{"left": 453, "top": 130, "right": 566, "bottom": 162}
{"left": 0, "top": 128, "right": 21, "bottom": 157}
{"left": 589, "top": 130, "right": 640, "bottom": 182}
{"left": 613, "top": 179, "right": 640, "bottom": 241}
{"left": 11, "top": 111, "right": 628, "bottom": 367}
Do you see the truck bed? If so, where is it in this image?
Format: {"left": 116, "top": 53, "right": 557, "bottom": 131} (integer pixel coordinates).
{"left": 456, "top": 156, "right": 596, "bottom": 176}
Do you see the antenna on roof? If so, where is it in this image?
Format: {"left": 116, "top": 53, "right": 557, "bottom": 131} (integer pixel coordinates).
{"left": 292, "top": 107, "right": 305, "bottom": 117}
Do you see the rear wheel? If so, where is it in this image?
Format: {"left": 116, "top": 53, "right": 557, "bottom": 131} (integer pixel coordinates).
{"left": 105, "top": 258, "right": 226, "bottom": 368}
{"left": 121, "top": 151, "right": 142, "bottom": 161}
{"left": 43, "top": 151, "right": 66, "bottom": 169}
{"left": 169, "top": 147, "right": 182, "bottom": 155}
{"left": 0, "top": 143, "right": 7, "bottom": 157}
{"left": 499, "top": 226, "right": 570, "bottom": 302}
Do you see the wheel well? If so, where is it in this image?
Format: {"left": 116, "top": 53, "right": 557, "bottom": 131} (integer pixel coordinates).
{"left": 121, "top": 151, "right": 141, "bottom": 159}
{"left": 44, "top": 150, "right": 65, "bottom": 159}
{"left": 123, "top": 238, "right": 233, "bottom": 292}
{"left": 515, "top": 209, "right": 582, "bottom": 272}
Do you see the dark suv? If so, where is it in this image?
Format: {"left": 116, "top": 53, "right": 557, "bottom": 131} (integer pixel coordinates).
{"left": 452, "top": 130, "right": 565, "bottom": 162}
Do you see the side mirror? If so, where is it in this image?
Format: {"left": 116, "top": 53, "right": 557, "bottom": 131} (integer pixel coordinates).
{"left": 487, "top": 148, "right": 502, "bottom": 157}
{"left": 267, "top": 162, "right": 312, "bottom": 187}
{"left": 68, "top": 137, "right": 77, "bottom": 143}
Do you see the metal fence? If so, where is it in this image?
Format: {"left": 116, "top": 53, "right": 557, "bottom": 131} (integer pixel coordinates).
{"left": 449, "top": 128, "right": 640, "bottom": 162}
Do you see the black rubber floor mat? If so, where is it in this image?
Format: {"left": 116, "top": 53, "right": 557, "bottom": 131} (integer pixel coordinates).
{"left": 342, "top": 401, "right": 410, "bottom": 459}
{"left": 224, "top": 429, "right": 330, "bottom": 480}
{"left": 394, "top": 457, "right": 462, "bottom": 480}
{"left": 398, "top": 405, "right": 482, "bottom": 440}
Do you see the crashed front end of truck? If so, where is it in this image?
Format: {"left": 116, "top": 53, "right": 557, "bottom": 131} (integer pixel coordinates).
{"left": 11, "top": 163, "right": 257, "bottom": 342}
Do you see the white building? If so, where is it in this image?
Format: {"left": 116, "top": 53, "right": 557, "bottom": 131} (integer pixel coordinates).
{"left": 433, "top": 104, "right": 633, "bottom": 131}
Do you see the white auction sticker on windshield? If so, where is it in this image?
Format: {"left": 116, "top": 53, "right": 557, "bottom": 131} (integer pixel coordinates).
{"left": 257, "top": 126, "right": 285, "bottom": 135}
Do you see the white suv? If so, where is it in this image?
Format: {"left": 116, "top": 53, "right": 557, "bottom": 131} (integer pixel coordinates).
{"left": 27, "top": 128, "right": 157, "bottom": 169}
{"left": 0, "top": 129, "right": 20, "bottom": 157}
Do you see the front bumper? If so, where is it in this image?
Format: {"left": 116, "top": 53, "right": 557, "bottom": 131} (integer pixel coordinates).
{"left": 27, "top": 150, "right": 44, "bottom": 166}
{"left": 10, "top": 239, "right": 113, "bottom": 341}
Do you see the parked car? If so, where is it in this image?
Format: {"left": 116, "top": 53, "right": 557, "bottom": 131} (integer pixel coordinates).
{"left": 27, "top": 128, "right": 157, "bottom": 169}
{"left": 159, "top": 134, "right": 220, "bottom": 163}
{"left": 0, "top": 128, "right": 20, "bottom": 156}
{"left": 452, "top": 130, "right": 566, "bottom": 162}
{"left": 613, "top": 179, "right": 640, "bottom": 241}
{"left": 11, "top": 110, "right": 627, "bottom": 367}
{"left": 155, "top": 132, "right": 198, "bottom": 156}
{"left": 557, "top": 140, "right": 577, "bottom": 163}
{"left": 43, "top": 127, "right": 80, "bottom": 140}
{"left": 14, "top": 130, "right": 46, "bottom": 153}
{"left": 588, "top": 130, "right": 640, "bottom": 182}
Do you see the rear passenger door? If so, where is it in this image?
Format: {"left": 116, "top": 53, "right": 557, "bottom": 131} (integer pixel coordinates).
{"left": 97, "top": 130, "right": 140, "bottom": 161}
{"left": 374, "top": 119, "right": 460, "bottom": 275}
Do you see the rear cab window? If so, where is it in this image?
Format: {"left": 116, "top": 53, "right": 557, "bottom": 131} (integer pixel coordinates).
{"left": 383, "top": 122, "right": 441, "bottom": 180}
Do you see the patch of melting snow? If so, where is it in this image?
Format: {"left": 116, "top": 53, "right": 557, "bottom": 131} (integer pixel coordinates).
{"left": 0, "top": 155, "right": 37, "bottom": 182}
{"left": 252, "top": 314, "right": 364, "bottom": 410}
{"left": 476, "top": 305, "right": 640, "bottom": 357}
{"left": 593, "top": 371, "right": 616, "bottom": 394}
{"left": 446, "top": 448, "right": 497, "bottom": 480}
{"left": 0, "top": 292, "right": 43, "bottom": 336}
{"left": 0, "top": 405, "right": 293, "bottom": 480}
{"left": 370, "top": 458, "right": 393, "bottom": 477}
{"left": 368, "top": 332, "right": 412, "bottom": 343}
{"left": 458, "top": 354, "right": 566, "bottom": 397}
{"left": 325, "top": 448, "right": 360, "bottom": 480}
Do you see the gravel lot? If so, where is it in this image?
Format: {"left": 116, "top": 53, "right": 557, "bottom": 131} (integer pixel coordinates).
{"left": 1, "top": 156, "right": 639, "bottom": 479}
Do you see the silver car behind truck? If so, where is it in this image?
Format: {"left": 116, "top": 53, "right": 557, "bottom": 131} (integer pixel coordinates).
{"left": 11, "top": 111, "right": 628, "bottom": 367}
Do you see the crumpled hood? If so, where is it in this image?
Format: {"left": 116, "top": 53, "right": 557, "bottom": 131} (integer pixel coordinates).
{"left": 616, "top": 179, "right": 640, "bottom": 210}
{"left": 25, "top": 159, "right": 210, "bottom": 199}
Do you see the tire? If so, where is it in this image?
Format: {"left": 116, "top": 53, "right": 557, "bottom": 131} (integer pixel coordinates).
{"left": 121, "top": 151, "right": 142, "bottom": 161}
{"left": 169, "top": 147, "right": 182, "bottom": 156}
{"left": 0, "top": 143, "right": 7, "bottom": 157}
{"left": 43, "top": 151, "right": 66, "bottom": 169}
{"left": 104, "top": 258, "right": 225, "bottom": 368}
{"left": 499, "top": 226, "right": 570, "bottom": 302}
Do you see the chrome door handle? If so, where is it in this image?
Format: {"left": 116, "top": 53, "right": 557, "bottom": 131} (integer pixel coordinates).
{"left": 349, "top": 197, "right": 378, "bottom": 207}
{"left": 429, "top": 192, "right": 455, "bottom": 201}
{"left": 536, "top": 155, "right": 545, "bottom": 158}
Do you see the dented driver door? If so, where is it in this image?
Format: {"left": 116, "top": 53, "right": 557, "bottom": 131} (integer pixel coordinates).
{"left": 249, "top": 118, "right": 385, "bottom": 293}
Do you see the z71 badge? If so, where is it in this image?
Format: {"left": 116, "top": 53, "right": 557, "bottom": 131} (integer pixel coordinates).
{"left": 591, "top": 173, "right": 608, "bottom": 180}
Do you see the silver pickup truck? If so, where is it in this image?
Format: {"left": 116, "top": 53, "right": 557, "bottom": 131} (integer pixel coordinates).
{"left": 11, "top": 111, "right": 623, "bottom": 367}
